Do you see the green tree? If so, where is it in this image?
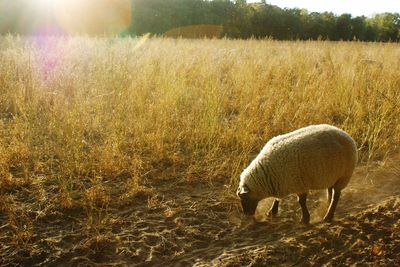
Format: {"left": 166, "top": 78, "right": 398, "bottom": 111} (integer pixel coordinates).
{"left": 351, "top": 16, "right": 367, "bottom": 40}
{"left": 368, "top": 13, "right": 400, "bottom": 41}
{"left": 335, "top": 13, "right": 353, "bottom": 40}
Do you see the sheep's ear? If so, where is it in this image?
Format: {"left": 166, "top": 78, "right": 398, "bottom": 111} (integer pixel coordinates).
{"left": 238, "top": 185, "right": 250, "bottom": 197}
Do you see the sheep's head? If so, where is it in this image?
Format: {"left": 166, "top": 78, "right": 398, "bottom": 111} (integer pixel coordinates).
{"left": 237, "top": 184, "right": 259, "bottom": 216}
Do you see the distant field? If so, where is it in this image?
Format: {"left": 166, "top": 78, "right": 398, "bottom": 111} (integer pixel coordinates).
{"left": 0, "top": 37, "right": 399, "bottom": 265}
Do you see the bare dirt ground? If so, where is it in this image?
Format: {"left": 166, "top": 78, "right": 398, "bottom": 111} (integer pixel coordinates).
{"left": 1, "top": 156, "right": 400, "bottom": 266}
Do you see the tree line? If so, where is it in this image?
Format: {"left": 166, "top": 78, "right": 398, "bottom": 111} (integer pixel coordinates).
{"left": 1, "top": 0, "right": 399, "bottom": 41}
{"left": 130, "top": 0, "right": 400, "bottom": 41}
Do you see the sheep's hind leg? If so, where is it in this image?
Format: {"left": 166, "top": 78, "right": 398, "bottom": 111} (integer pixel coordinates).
{"left": 323, "top": 188, "right": 341, "bottom": 222}
{"left": 327, "top": 187, "right": 333, "bottom": 204}
{"left": 298, "top": 193, "right": 310, "bottom": 224}
{"left": 267, "top": 199, "right": 280, "bottom": 217}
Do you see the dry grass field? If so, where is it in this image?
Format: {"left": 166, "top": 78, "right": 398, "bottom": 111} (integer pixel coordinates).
{"left": 0, "top": 36, "right": 399, "bottom": 266}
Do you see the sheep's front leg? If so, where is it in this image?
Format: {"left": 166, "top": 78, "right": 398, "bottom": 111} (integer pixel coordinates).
{"left": 298, "top": 193, "right": 310, "bottom": 224}
{"left": 323, "top": 189, "right": 341, "bottom": 222}
{"left": 267, "top": 199, "right": 280, "bottom": 217}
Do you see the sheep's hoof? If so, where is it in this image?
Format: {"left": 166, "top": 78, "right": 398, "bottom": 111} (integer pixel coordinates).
{"left": 323, "top": 217, "right": 333, "bottom": 223}
{"left": 300, "top": 219, "right": 310, "bottom": 225}
{"left": 300, "top": 215, "right": 310, "bottom": 224}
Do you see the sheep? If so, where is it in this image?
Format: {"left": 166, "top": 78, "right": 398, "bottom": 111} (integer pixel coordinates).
{"left": 237, "top": 124, "right": 357, "bottom": 224}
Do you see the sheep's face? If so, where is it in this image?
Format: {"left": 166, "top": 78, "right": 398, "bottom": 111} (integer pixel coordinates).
{"left": 237, "top": 184, "right": 259, "bottom": 216}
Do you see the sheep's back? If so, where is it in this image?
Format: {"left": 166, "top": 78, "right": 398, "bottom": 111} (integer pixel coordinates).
{"left": 263, "top": 125, "right": 357, "bottom": 195}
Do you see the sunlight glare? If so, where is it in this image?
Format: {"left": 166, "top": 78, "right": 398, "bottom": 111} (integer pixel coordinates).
{"left": 28, "top": 0, "right": 131, "bottom": 35}
{"left": 37, "top": 0, "right": 62, "bottom": 9}
{"left": 54, "top": 0, "right": 132, "bottom": 35}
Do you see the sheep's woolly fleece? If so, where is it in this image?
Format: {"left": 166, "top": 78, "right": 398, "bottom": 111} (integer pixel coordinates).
{"left": 240, "top": 124, "right": 357, "bottom": 198}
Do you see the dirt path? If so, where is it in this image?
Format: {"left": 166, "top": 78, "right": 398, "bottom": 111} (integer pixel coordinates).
{"left": 2, "top": 158, "right": 399, "bottom": 266}
{"left": 153, "top": 158, "right": 399, "bottom": 266}
{"left": 111, "top": 157, "right": 399, "bottom": 266}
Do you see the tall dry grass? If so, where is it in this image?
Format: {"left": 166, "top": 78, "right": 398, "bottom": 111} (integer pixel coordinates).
{"left": 1, "top": 36, "right": 400, "bottom": 264}
{"left": 0, "top": 36, "right": 399, "bottom": 216}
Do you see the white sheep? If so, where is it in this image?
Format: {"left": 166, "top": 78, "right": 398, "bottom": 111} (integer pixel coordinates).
{"left": 237, "top": 124, "right": 357, "bottom": 223}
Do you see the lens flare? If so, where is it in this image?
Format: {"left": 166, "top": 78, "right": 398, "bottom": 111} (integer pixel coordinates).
{"left": 0, "top": 0, "right": 132, "bottom": 36}
{"left": 29, "top": 0, "right": 132, "bottom": 86}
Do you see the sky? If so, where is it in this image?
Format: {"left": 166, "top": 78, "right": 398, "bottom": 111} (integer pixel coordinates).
{"left": 248, "top": 0, "right": 400, "bottom": 17}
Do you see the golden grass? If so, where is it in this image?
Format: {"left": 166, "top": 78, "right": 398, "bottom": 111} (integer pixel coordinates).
{"left": 1, "top": 37, "right": 399, "bottom": 188}
{"left": 0, "top": 37, "right": 400, "bottom": 183}
{"left": 0, "top": 37, "right": 399, "bottom": 259}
